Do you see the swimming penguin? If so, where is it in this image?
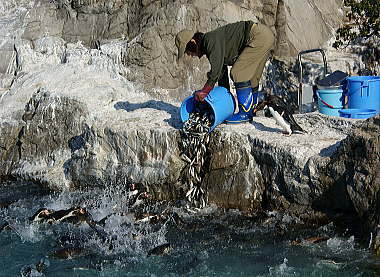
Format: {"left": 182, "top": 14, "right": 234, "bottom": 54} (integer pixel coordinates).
{"left": 171, "top": 212, "right": 185, "bottom": 226}
{"left": 135, "top": 213, "right": 162, "bottom": 224}
{"left": 29, "top": 208, "right": 55, "bottom": 222}
{"left": 54, "top": 207, "right": 95, "bottom": 225}
{"left": 20, "top": 258, "right": 49, "bottom": 277}
{"left": 51, "top": 247, "right": 87, "bottom": 260}
{"left": 0, "top": 200, "right": 14, "bottom": 209}
{"left": 97, "top": 213, "right": 119, "bottom": 227}
{"left": 130, "top": 191, "right": 150, "bottom": 208}
{"left": 254, "top": 95, "right": 306, "bottom": 135}
{"left": 30, "top": 207, "right": 95, "bottom": 226}
{"left": 147, "top": 243, "right": 171, "bottom": 256}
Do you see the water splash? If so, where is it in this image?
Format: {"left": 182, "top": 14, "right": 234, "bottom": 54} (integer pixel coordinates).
{"left": 1, "top": 182, "right": 169, "bottom": 263}
{"left": 0, "top": 181, "right": 376, "bottom": 276}
{"left": 268, "top": 258, "right": 296, "bottom": 276}
{"left": 326, "top": 235, "right": 355, "bottom": 252}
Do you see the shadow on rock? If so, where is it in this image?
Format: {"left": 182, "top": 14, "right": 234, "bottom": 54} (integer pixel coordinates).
{"left": 114, "top": 100, "right": 181, "bottom": 129}
{"left": 319, "top": 141, "right": 341, "bottom": 157}
{"left": 251, "top": 121, "right": 282, "bottom": 133}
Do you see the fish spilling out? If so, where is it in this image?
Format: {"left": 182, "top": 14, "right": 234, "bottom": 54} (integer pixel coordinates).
{"left": 179, "top": 102, "right": 214, "bottom": 208}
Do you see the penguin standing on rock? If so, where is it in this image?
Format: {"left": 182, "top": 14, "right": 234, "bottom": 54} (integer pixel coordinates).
{"left": 253, "top": 95, "right": 306, "bottom": 135}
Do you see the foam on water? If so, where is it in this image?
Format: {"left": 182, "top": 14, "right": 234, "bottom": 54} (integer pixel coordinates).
{"left": 268, "top": 258, "right": 296, "bottom": 276}
{"left": 0, "top": 182, "right": 168, "bottom": 259}
{"left": 327, "top": 235, "right": 355, "bottom": 252}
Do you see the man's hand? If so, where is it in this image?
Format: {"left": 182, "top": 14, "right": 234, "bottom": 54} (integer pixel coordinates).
{"left": 194, "top": 90, "right": 208, "bottom": 102}
{"left": 193, "top": 84, "right": 213, "bottom": 102}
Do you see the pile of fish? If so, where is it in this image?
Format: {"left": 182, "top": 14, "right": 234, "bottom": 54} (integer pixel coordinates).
{"left": 179, "top": 102, "right": 214, "bottom": 208}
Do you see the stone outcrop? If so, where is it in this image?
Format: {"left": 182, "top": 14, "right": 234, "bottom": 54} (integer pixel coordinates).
{"left": 15, "top": 88, "right": 88, "bottom": 189}
{"left": 0, "top": 0, "right": 350, "bottom": 102}
{"left": 321, "top": 115, "right": 380, "bottom": 253}
{"left": 0, "top": 70, "right": 355, "bottom": 210}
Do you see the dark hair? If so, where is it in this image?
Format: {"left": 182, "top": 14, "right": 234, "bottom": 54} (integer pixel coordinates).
{"left": 185, "top": 32, "right": 204, "bottom": 53}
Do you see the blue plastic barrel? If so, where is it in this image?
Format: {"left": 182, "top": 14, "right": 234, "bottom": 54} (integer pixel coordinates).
{"left": 180, "top": 86, "right": 235, "bottom": 132}
{"left": 346, "top": 76, "right": 380, "bottom": 111}
{"left": 338, "top": 108, "right": 378, "bottom": 119}
{"left": 316, "top": 88, "right": 344, "bottom": 116}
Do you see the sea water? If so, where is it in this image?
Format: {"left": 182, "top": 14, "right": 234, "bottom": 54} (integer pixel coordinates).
{"left": 0, "top": 181, "right": 379, "bottom": 277}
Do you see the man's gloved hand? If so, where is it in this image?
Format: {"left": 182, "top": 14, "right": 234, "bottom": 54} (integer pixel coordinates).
{"left": 194, "top": 84, "right": 213, "bottom": 102}
{"left": 194, "top": 90, "right": 208, "bottom": 102}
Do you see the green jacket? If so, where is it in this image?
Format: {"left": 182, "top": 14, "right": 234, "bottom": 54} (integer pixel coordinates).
{"left": 201, "top": 20, "right": 254, "bottom": 88}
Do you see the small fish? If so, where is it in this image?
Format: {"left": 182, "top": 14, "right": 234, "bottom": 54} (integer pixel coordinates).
{"left": 180, "top": 109, "right": 212, "bottom": 208}
{"left": 181, "top": 153, "right": 192, "bottom": 163}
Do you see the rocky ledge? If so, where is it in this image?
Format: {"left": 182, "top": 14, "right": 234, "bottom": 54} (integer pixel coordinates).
{"left": 0, "top": 75, "right": 354, "bottom": 210}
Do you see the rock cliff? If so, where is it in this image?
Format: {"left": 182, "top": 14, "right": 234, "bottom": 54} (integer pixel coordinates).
{"left": 0, "top": 0, "right": 361, "bottom": 100}
{"left": 321, "top": 116, "right": 380, "bottom": 254}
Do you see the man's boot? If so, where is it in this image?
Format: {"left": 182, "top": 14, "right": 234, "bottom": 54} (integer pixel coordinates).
{"left": 225, "top": 81, "right": 258, "bottom": 124}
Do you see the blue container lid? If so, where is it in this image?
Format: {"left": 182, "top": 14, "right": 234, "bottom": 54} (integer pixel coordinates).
{"left": 347, "top": 76, "right": 380, "bottom": 82}
{"left": 338, "top": 108, "right": 378, "bottom": 119}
